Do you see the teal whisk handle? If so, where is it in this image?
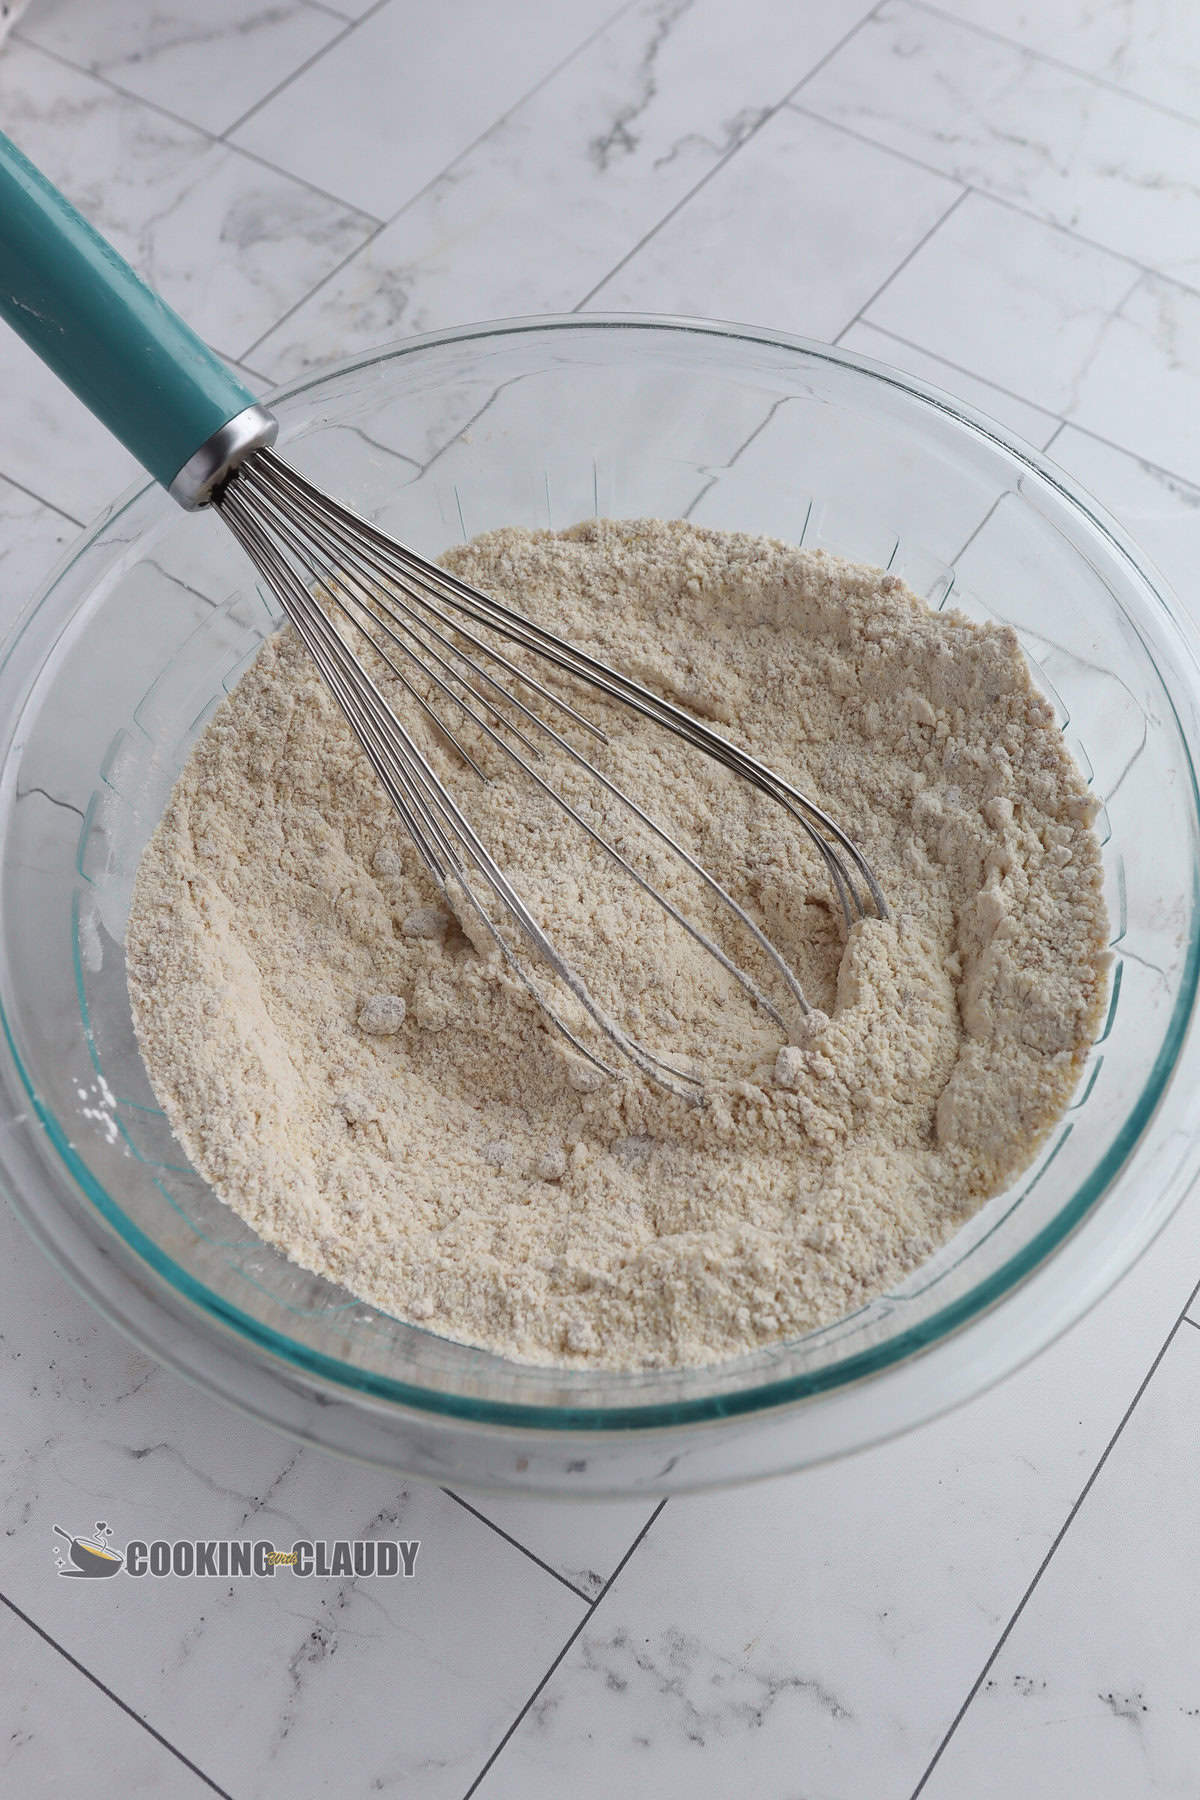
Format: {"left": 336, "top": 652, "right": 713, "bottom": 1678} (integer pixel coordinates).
{"left": 0, "top": 129, "right": 275, "bottom": 506}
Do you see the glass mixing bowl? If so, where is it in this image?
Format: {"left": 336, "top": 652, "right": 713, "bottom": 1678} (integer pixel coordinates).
{"left": 3, "top": 316, "right": 1200, "bottom": 1496}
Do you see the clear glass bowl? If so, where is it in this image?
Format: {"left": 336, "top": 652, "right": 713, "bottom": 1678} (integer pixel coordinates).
{"left": 3, "top": 315, "right": 1200, "bottom": 1497}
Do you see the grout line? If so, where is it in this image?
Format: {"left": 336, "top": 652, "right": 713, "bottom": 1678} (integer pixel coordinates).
{"left": 0, "top": 1592, "right": 234, "bottom": 1798}
{"left": 788, "top": 99, "right": 1186, "bottom": 299}
{"left": 235, "top": 361, "right": 273, "bottom": 391}
{"left": 362, "top": 0, "right": 636, "bottom": 235}
{"left": 944, "top": 492, "right": 1006, "bottom": 570}
{"left": 843, "top": 320, "right": 1061, "bottom": 422}
{"left": 239, "top": 0, "right": 637, "bottom": 368}
{"left": 909, "top": 1268, "right": 1200, "bottom": 1799}
{"left": 1183, "top": 1313, "right": 1200, "bottom": 1333}
{"left": 230, "top": 0, "right": 635, "bottom": 184}
{"left": 442, "top": 1490, "right": 596, "bottom": 1605}
{"left": 461, "top": 1499, "right": 669, "bottom": 1797}
{"left": 9, "top": 31, "right": 385, "bottom": 225}
{"left": 835, "top": 321, "right": 1064, "bottom": 448}
{"left": 908, "top": 0, "right": 1200, "bottom": 136}
{"left": 221, "top": 0, "right": 392, "bottom": 139}
{"left": 844, "top": 317, "right": 1200, "bottom": 492}
{"left": 574, "top": 0, "right": 884, "bottom": 309}
{"left": 1044, "top": 417, "right": 1200, "bottom": 495}
{"left": 833, "top": 186, "right": 969, "bottom": 345}
{"left": 0, "top": 470, "right": 85, "bottom": 528}
{"left": 237, "top": 219, "right": 389, "bottom": 363}
{"left": 207, "top": 138, "right": 385, "bottom": 225}
{"left": 789, "top": 97, "right": 994, "bottom": 194}
{"left": 306, "top": 0, "right": 354, "bottom": 16}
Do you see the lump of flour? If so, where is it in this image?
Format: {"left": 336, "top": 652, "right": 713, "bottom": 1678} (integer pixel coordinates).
{"left": 357, "top": 994, "right": 407, "bottom": 1034}
{"left": 125, "top": 519, "right": 1110, "bottom": 1370}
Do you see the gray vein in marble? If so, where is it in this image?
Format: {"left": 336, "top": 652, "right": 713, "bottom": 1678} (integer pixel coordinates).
{"left": 589, "top": 0, "right": 694, "bottom": 171}
{"left": 235, "top": 1447, "right": 302, "bottom": 1529}
{"left": 652, "top": 103, "right": 773, "bottom": 172}
{"left": 575, "top": 3, "right": 887, "bottom": 312}
{"left": 109, "top": 1438, "right": 307, "bottom": 1536}
{"left": 553, "top": 1623, "right": 854, "bottom": 1744}
{"left": 1098, "top": 1685, "right": 1150, "bottom": 1724}
{"left": 264, "top": 1494, "right": 429, "bottom": 1755}
{"left": 79, "top": 4, "right": 326, "bottom": 76}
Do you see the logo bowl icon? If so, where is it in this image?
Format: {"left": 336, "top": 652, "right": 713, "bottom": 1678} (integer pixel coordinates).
{"left": 53, "top": 1522, "right": 124, "bottom": 1578}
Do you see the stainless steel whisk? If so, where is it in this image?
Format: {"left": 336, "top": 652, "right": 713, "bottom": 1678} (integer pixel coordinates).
{"left": 0, "top": 131, "right": 886, "bottom": 1093}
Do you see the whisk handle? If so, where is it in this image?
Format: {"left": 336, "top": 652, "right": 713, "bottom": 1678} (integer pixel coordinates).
{"left": 0, "top": 130, "right": 276, "bottom": 506}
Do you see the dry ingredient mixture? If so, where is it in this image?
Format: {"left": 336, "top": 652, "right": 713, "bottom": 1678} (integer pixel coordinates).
{"left": 126, "top": 520, "right": 1110, "bottom": 1369}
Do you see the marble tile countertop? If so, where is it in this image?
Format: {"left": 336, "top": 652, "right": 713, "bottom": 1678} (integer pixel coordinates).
{"left": 3, "top": 2, "right": 1200, "bottom": 1795}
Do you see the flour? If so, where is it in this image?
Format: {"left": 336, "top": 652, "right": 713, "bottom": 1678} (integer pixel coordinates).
{"left": 125, "top": 520, "right": 1110, "bottom": 1369}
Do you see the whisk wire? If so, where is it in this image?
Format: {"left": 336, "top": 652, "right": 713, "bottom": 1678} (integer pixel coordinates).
{"left": 218, "top": 449, "right": 888, "bottom": 1090}
{"left": 221, "top": 479, "right": 709, "bottom": 1092}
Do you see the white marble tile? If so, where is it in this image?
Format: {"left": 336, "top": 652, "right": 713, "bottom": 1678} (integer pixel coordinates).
{"left": 932, "top": 0, "right": 1200, "bottom": 124}
{"left": 1, "top": 1607, "right": 209, "bottom": 1797}
{"left": 838, "top": 320, "right": 1061, "bottom": 446}
{"left": 230, "top": 0, "right": 626, "bottom": 221}
{"left": 0, "top": 480, "right": 79, "bottom": 632}
{"left": 591, "top": 107, "right": 963, "bottom": 340}
{"left": 922, "top": 1323, "right": 1200, "bottom": 1800}
{"left": 1, "top": 41, "right": 375, "bottom": 356}
{"left": 866, "top": 192, "right": 1139, "bottom": 417}
{"left": 802, "top": 1, "right": 1200, "bottom": 288}
{"left": 0, "top": 1204, "right": 583, "bottom": 1799}
{"left": 252, "top": 0, "right": 875, "bottom": 381}
{"left": 0, "top": 0, "right": 30, "bottom": 48}
{"left": 0, "top": 332, "right": 144, "bottom": 525}
{"left": 1052, "top": 273, "right": 1200, "bottom": 484}
{"left": 453, "top": 1490, "right": 659, "bottom": 1598}
{"left": 475, "top": 1173, "right": 1200, "bottom": 1798}
{"left": 865, "top": 194, "right": 1200, "bottom": 485}
{"left": 1046, "top": 426, "right": 1200, "bottom": 628}
{"left": 18, "top": 0, "right": 345, "bottom": 137}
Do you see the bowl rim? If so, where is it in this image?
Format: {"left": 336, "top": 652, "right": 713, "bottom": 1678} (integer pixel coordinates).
{"left": 3, "top": 309, "right": 1200, "bottom": 1436}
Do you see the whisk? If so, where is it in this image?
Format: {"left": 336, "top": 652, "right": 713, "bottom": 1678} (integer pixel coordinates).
{"left": 0, "top": 131, "right": 885, "bottom": 1093}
